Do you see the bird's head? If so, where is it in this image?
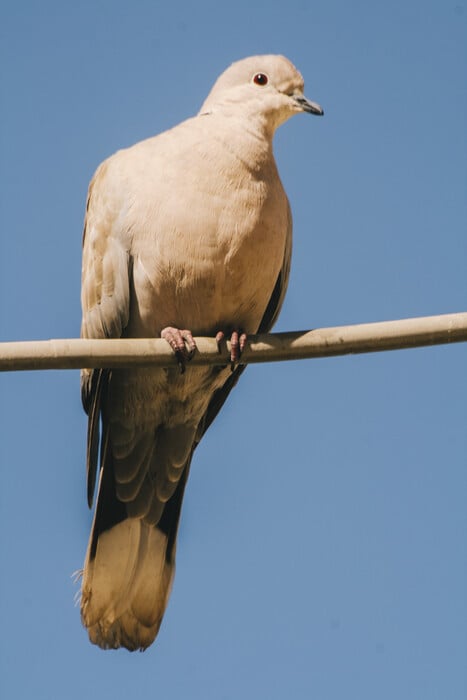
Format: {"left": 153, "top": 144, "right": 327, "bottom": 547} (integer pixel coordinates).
{"left": 199, "top": 54, "right": 323, "bottom": 132}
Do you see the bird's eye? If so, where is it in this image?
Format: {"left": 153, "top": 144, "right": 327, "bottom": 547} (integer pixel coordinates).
{"left": 253, "top": 73, "right": 269, "bottom": 86}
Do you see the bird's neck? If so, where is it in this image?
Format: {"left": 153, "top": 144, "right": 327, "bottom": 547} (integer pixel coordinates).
{"left": 200, "top": 111, "right": 277, "bottom": 174}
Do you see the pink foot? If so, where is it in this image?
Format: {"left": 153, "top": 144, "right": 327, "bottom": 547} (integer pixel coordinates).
{"left": 161, "top": 327, "right": 197, "bottom": 373}
{"left": 215, "top": 330, "right": 247, "bottom": 370}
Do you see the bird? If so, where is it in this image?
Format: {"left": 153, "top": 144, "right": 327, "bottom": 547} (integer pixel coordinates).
{"left": 79, "top": 54, "right": 323, "bottom": 651}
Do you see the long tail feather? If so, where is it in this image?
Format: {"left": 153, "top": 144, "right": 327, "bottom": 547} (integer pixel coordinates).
{"left": 81, "top": 447, "right": 191, "bottom": 651}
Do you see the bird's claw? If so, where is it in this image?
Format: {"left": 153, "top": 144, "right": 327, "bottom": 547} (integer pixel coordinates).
{"left": 161, "top": 327, "right": 197, "bottom": 374}
{"left": 216, "top": 330, "right": 247, "bottom": 370}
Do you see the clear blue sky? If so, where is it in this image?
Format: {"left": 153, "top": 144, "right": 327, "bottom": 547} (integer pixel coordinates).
{"left": 1, "top": 1, "right": 466, "bottom": 698}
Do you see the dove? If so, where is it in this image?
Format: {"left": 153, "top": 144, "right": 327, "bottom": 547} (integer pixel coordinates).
{"left": 79, "top": 54, "right": 323, "bottom": 651}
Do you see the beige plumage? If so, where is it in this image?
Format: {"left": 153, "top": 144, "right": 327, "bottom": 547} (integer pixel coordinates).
{"left": 80, "top": 54, "right": 323, "bottom": 651}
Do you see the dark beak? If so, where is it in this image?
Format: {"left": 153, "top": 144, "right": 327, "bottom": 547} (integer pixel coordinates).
{"left": 294, "top": 95, "right": 324, "bottom": 116}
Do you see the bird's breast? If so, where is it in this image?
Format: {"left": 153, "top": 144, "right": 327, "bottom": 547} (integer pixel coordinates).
{"left": 126, "top": 152, "right": 290, "bottom": 337}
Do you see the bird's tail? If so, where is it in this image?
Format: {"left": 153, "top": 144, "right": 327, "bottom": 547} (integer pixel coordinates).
{"left": 80, "top": 446, "right": 189, "bottom": 651}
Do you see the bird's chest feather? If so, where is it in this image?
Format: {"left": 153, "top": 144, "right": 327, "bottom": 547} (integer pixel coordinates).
{"left": 127, "top": 152, "right": 289, "bottom": 336}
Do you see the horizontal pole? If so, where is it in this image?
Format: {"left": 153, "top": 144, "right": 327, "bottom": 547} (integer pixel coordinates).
{"left": 1, "top": 312, "right": 466, "bottom": 372}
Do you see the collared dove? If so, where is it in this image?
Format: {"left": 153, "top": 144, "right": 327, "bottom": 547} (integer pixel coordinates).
{"left": 80, "top": 54, "right": 323, "bottom": 651}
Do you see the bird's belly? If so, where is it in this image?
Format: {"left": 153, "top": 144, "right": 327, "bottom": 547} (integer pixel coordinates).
{"left": 129, "top": 202, "right": 287, "bottom": 336}
{"left": 131, "top": 249, "right": 277, "bottom": 336}
{"left": 109, "top": 363, "right": 232, "bottom": 431}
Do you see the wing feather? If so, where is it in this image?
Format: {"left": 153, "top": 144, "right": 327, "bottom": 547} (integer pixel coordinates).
{"left": 80, "top": 163, "right": 132, "bottom": 505}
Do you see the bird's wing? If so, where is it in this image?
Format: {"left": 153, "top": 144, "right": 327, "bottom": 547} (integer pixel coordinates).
{"left": 257, "top": 200, "right": 292, "bottom": 333}
{"left": 80, "top": 162, "right": 131, "bottom": 505}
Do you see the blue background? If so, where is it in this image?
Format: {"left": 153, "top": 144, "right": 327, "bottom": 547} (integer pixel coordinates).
{"left": 1, "top": 1, "right": 466, "bottom": 698}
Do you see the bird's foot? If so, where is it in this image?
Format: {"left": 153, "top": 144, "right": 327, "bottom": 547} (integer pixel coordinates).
{"left": 215, "top": 330, "right": 247, "bottom": 371}
{"left": 161, "top": 327, "right": 197, "bottom": 374}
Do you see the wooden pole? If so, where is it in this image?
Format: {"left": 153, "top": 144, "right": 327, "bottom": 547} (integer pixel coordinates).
{"left": 1, "top": 312, "right": 466, "bottom": 372}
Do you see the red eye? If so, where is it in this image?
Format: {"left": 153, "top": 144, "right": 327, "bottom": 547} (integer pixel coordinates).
{"left": 253, "top": 73, "right": 268, "bottom": 86}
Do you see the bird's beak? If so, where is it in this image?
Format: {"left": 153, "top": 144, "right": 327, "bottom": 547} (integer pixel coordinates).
{"left": 294, "top": 95, "right": 324, "bottom": 116}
